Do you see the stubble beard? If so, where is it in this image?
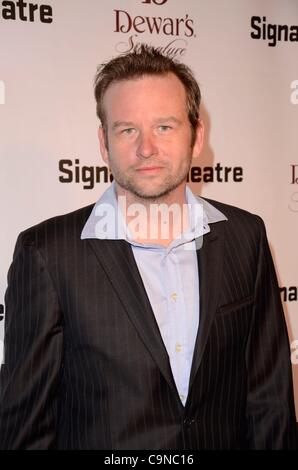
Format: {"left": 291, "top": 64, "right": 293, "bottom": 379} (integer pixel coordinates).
{"left": 108, "top": 157, "right": 192, "bottom": 203}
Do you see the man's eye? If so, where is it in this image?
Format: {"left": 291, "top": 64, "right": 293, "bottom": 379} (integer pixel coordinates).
{"left": 158, "top": 125, "right": 172, "bottom": 132}
{"left": 121, "top": 128, "right": 135, "bottom": 135}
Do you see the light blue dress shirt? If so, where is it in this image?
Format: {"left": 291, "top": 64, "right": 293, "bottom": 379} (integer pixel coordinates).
{"left": 81, "top": 183, "right": 227, "bottom": 405}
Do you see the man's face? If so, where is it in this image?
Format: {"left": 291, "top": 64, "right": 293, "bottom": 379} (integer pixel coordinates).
{"left": 99, "top": 73, "right": 204, "bottom": 201}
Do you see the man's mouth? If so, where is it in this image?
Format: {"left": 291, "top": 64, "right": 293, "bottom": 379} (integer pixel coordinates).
{"left": 135, "top": 166, "right": 164, "bottom": 173}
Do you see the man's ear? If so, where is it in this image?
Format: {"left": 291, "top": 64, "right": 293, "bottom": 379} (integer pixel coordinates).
{"left": 98, "top": 126, "right": 109, "bottom": 164}
{"left": 192, "top": 120, "right": 205, "bottom": 159}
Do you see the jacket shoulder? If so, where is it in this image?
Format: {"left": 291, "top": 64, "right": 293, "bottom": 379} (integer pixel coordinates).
{"left": 16, "top": 203, "right": 95, "bottom": 249}
{"left": 201, "top": 197, "right": 266, "bottom": 235}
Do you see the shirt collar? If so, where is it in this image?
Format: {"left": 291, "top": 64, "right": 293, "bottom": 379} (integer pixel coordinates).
{"left": 81, "top": 182, "right": 227, "bottom": 243}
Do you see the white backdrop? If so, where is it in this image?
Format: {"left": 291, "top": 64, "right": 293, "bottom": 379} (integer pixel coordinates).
{"left": 0, "top": 0, "right": 297, "bottom": 417}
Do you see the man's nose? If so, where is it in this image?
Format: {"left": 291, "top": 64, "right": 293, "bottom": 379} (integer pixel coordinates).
{"left": 136, "top": 131, "right": 158, "bottom": 159}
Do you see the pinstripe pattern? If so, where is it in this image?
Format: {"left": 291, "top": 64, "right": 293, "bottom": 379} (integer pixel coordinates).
{"left": 0, "top": 199, "right": 296, "bottom": 449}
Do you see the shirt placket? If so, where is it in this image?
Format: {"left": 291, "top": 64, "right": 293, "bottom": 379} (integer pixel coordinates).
{"left": 164, "top": 248, "right": 188, "bottom": 405}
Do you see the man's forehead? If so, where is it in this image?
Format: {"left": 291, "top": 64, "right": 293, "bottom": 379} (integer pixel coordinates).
{"left": 102, "top": 73, "right": 187, "bottom": 118}
{"left": 103, "top": 72, "right": 185, "bottom": 98}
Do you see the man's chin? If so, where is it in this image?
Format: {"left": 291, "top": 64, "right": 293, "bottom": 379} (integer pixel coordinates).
{"left": 129, "top": 184, "right": 180, "bottom": 201}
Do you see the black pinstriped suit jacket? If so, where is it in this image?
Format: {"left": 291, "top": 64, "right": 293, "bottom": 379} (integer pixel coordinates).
{"left": 0, "top": 198, "right": 297, "bottom": 449}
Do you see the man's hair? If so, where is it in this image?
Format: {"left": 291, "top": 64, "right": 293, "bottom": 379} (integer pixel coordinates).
{"left": 94, "top": 44, "right": 201, "bottom": 144}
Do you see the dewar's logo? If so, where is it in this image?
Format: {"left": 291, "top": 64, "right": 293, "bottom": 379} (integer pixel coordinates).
{"left": 113, "top": 0, "right": 196, "bottom": 58}
{"left": 290, "top": 80, "right": 298, "bottom": 105}
{"left": 289, "top": 165, "right": 298, "bottom": 212}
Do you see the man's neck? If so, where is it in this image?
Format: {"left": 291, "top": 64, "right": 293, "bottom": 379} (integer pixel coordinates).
{"left": 116, "top": 185, "right": 189, "bottom": 247}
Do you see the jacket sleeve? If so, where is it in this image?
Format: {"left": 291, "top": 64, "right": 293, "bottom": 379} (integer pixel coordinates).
{"left": 0, "top": 232, "right": 63, "bottom": 449}
{"left": 245, "top": 217, "right": 297, "bottom": 449}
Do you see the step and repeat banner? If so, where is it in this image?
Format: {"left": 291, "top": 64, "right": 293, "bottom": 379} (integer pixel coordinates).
{"left": 0, "top": 0, "right": 297, "bottom": 416}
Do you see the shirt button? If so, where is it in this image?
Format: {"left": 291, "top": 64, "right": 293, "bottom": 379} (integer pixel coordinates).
{"left": 171, "top": 292, "right": 178, "bottom": 302}
{"left": 175, "top": 343, "right": 182, "bottom": 352}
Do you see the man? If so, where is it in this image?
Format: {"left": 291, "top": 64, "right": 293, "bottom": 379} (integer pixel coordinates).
{"left": 0, "top": 45, "right": 297, "bottom": 450}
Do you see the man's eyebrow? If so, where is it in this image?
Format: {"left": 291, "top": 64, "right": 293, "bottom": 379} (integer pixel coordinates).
{"left": 112, "top": 121, "right": 135, "bottom": 130}
{"left": 154, "top": 116, "right": 182, "bottom": 124}
{"left": 112, "top": 117, "right": 182, "bottom": 130}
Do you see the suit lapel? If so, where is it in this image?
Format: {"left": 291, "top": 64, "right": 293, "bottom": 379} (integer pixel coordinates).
{"left": 87, "top": 238, "right": 179, "bottom": 399}
{"left": 189, "top": 222, "right": 225, "bottom": 389}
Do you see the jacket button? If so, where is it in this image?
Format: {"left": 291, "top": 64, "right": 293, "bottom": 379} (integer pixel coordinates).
{"left": 183, "top": 417, "right": 196, "bottom": 428}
